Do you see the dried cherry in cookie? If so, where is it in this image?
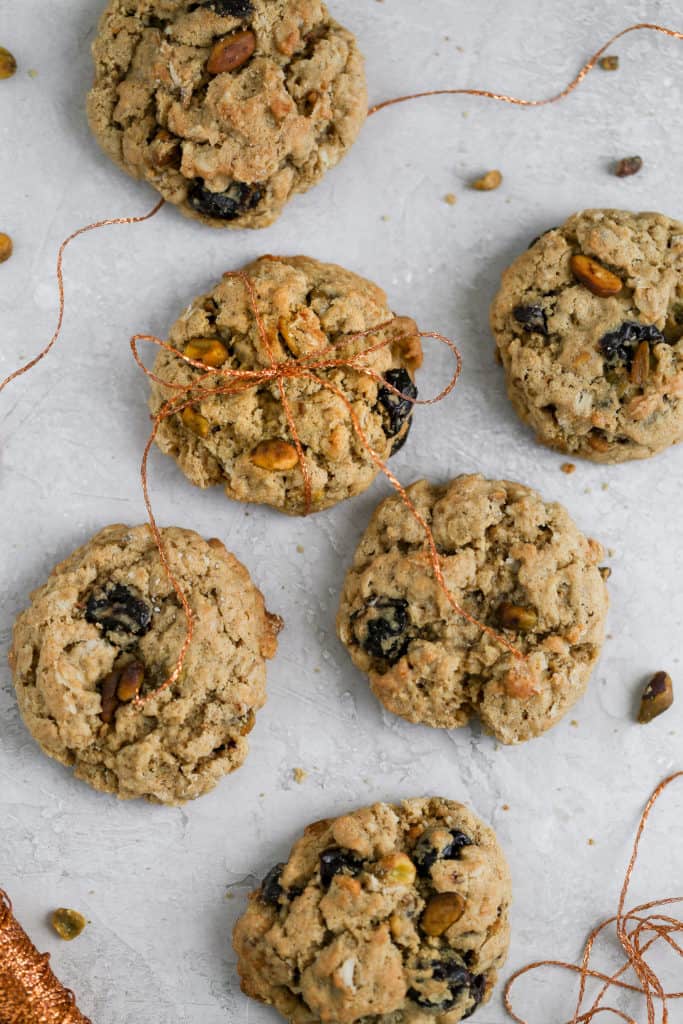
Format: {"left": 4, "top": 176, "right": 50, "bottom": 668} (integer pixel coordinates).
{"left": 491, "top": 208, "right": 683, "bottom": 462}
{"left": 187, "top": 180, "right": 263, "bottom": 221}
{"left": 148, "top": 256, "right": 422, "bottom": 515}
{"left": 9, "top": 524, "right": 281, "bottom": 804}
{"left": 337, "top": 474, "right": 609, "bottom": 744}
{"left": 319, "top": 848, "right": 363, "bottom": 888}
{"left": 233, "top": 797, "right": 511, "bottom": 1023}
{"left": 355, "top": 598, "right": 411, "bottom": 664}
{"left": 408, "top": 956, "right": 473, "bottom": 1011}
{"left": 87, "top": 0, "right": 368, "bottom": 228}
{"left": 377, "top": 368, "right": 418, "bottom": 438}
{"left": 260, "top": 864, "right": 285, "bottom": 905}
{"left": 413, "top": 826, "right": 473, "bottom": 876}
{"left": 199, "top": 0, "right": 254, "bottom": 17}
{"left": 85, "top": 582, "right": 152, "bottom": 640}
{"left": 599, "top": 321, "right": 666, "bottom": 368}
{"left": 512, "top": 304, "right": 547, "bottom": 336}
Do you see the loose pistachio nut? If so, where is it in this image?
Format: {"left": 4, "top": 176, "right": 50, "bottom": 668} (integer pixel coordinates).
{"left": 52, "top": 908, "right": 87, "bottom": 941}
{"left": 638, "top": 671, "right": 673, "bottom": 724}
{"left": 0, "top": 232, "right": 12, "bottom": 263}
{"left": 0, "top": 47, "right": 17, "bottom": 80}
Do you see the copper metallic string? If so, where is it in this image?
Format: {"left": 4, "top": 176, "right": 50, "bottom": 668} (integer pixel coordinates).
{"left": 0, "top": 890, "right": 92, "bottom": 1024}
{"left": 504, "top": 771, "right": 683, "bottom": 1024}
{"left": 368, "top": 23, "right": 683, "bottom": 117}
{"left": 131, "top": 268, "right": 529, "bottom": 706}
{"left": 0, "top": 200, "right": 164, "bottom": 398}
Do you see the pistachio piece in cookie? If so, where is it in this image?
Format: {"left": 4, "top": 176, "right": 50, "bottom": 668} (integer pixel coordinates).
{"left": 337, "top": 474, "right": 609, "bottom": 744}
{"left": 233, "top": 797, "right": 511, "bottom": 1023}
{"left": 86, "top": 0, "right": 367, "bottom": 228}
{"left": 491, "top": 208, "right": 683, "bottom": 462}
{"left": 148, "top": 256, "right": 423, "bottom": 515}
{"left": 9, "top": 524, "right": 281, "bottom": 804}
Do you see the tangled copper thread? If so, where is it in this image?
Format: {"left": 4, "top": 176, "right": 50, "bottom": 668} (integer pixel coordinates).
{"left": 504, "top": 771, "right": 683, "bottom": 1024}
{"left": 0, "top": 891, "right": 91, "bottom": 1024}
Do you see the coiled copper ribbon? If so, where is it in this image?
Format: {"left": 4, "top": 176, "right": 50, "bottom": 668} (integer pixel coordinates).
{"left": 504, "top": 771, "right": 683, "bottom": 1024}
{"left": 0, "top": 891, "right": 91, "bottom": 1023}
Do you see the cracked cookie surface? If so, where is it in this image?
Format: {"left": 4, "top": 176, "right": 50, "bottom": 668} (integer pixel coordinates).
{"left": 233, "top": 797, "right": 511, "bottom": 1024}
{"left": 148, "top": 255, "right": 422, "bottom": 515}
{"left": 337, "top": 475, "right": 608, "bottom": 744}
{"left": 87, "top": 0, "right": 367, "bottom": 228}
{"left": 490, "top": 208, "right": 683, "bottom": 462}
{"left": 8, "top": 524, "right": 281, "bottom": 804}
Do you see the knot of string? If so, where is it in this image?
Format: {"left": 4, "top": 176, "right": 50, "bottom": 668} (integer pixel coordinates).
{"left": 131, "top": 269, "right": 526, "bottom": 706}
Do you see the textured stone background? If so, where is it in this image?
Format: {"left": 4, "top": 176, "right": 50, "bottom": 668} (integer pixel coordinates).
{"left": 0, "top": 1, "right": 682, "bottom": 1021}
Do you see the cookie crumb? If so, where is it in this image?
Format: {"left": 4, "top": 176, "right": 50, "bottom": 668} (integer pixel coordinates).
{"left": 607, "top": 548, "right": 616, "bottom": 558}
{"left": 296, "top": 544, "right": 304, "bottom": 554}
{"left": 599, "top": 55, "right": 619, "bottom": 71}
{"left": 570, "top": 719, "right": 579, "bottom": 727}
{"left": 0, "top": 232, "right": 13, "bottom": 264}
{"left": 293, "top": 767, "right": 308, "bottom": 784}
{"left": 380, "top": 214, "right": 390, "bottom": 222}
{"left": 560, "top": 462, "right": 576, "bottom": 475}
{"left": 51, "top": 908, "right": 87, "bottom": 941}
{"left": 614, "top": 156, "right": 642, "bottom": 178}
{"left": 501, "top": 804, "right": 510, "bottom": 811}
{"left": 601, "top": 482, "right": 609, "bottom": 491}
{"left": 472, "top": 169, "right": 502, "bottom": 191}
{"left": 587, "top": 838, "right": 596, "bottom": 846}
{"left": 444, "top": 193, "right": 457, "bottom": 206}
{"left": 27, "top": 68, "right": 38, "bottom": 79}
{"left": 0, "top": 47, "right": 17, "bottom": 79}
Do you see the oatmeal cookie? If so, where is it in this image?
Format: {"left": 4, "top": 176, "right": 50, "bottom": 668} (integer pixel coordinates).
{"left": 490, "top": 208, "right": 683, "bottom": 462}
{"left": 337, "top": 475, "right": 608, "bottom": 744}
{"left": 148, "top": 255, "right": 422, "bottom": 515}
{"left": 233, "top": 797, "right": 511, "bottom": 1023}
{"left": 8, "top": 524, "right": 281, "bottom": 804}
{"left": 87, "top": 0, "right": 367, "bottom": 228}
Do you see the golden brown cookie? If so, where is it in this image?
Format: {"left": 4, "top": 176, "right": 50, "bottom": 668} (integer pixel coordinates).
{"left": 9, "top": 524, "right": 281, "bottom": 804}
{"left": 233, "top": 797, "right": 511, "bottom": 1023}
{"left": 148, "top": 255, "right": 423, "bottom": 515}
{"left": 490, "top": 209, "right": 683, "bottom": 462}
{"left": 87, "top": 0, "right": 368, "bottom": 228}
{"left": 337, "top": 475, "right": 609, "bottom": 744}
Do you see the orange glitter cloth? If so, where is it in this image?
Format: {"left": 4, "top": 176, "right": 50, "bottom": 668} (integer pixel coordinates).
{"left": 0, "top": 891, "right": 91, "bottom": 1024}
{"left": 504, "top": 772, "right": 683, "bottom": 1024}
